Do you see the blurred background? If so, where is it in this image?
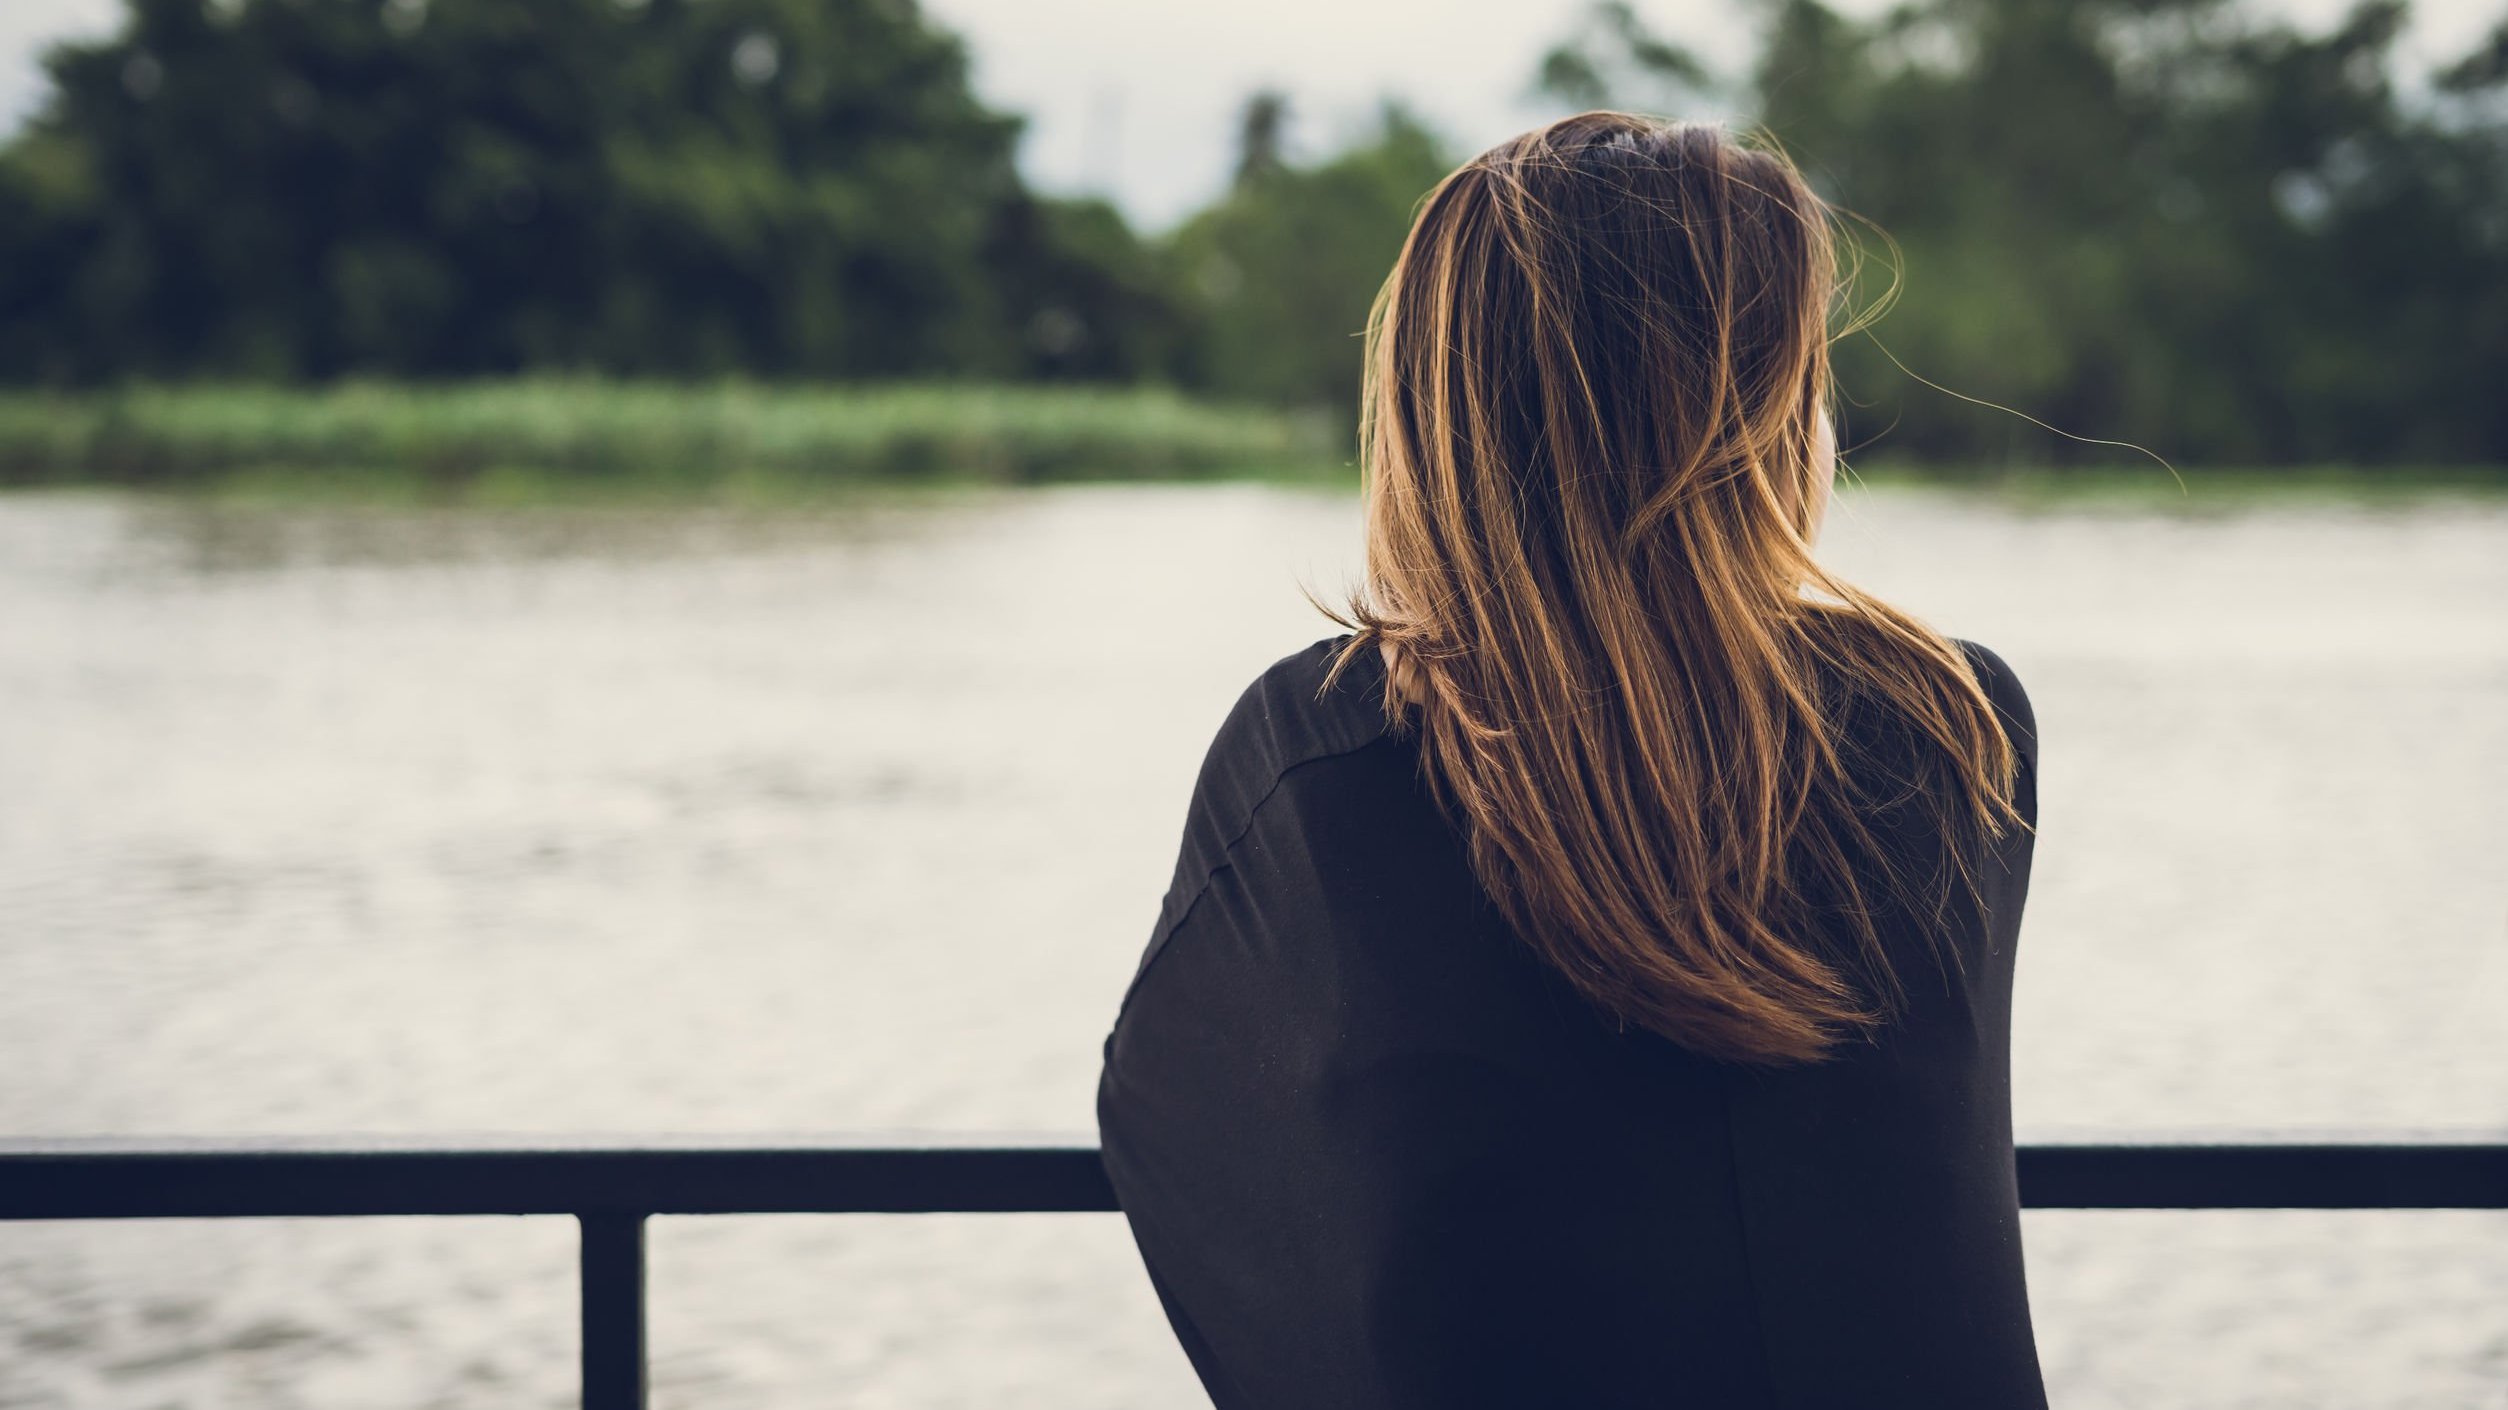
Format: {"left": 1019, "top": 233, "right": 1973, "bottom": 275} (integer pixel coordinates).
{"left": 0, "top": 0, "right": 2502, "bottom": 1406}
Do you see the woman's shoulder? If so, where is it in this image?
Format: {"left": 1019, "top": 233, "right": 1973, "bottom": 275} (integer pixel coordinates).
{"left": 1202, "top": 633, "right": 1399, "bottom": 788}
{"left": 1117, "top": 635, "right": 1411, "bottom": 1019}
{"left": 1160, "top": 634, "right": 1404, "bottom": 905}
{"left": 1950, "top": 637, "right": 2038, "bottom": 769}
{"left": 1805, "top": 616, "right": 2038, "bottom": 772}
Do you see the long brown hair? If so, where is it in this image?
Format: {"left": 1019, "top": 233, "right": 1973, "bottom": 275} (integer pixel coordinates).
{"left": 1326, "top": 112, "right": 2020, "bottom": 1066}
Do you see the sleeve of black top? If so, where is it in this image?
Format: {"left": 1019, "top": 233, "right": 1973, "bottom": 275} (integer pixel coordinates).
{"left": 1956, "top": 638, "right": 2038, "bottom": 773}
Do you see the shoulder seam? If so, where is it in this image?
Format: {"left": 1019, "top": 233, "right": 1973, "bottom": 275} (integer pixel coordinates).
{"left": 1110, "top": 730, "right": 1405, "bottom": 1033}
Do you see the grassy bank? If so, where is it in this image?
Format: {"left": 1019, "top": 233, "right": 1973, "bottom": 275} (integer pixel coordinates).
{"left": 0, "top": 381, "right": 1351, "bottom": 497}
{"left": 1844, "top": 459, "right": 2508, "bottom": 509}
{"left": 0, "top": 382, "right": 2499, "bottom": 507}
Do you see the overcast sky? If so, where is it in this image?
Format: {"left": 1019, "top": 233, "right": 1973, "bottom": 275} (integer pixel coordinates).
{"left": 4, "top": 0, "right": 2497, "bottom": 233}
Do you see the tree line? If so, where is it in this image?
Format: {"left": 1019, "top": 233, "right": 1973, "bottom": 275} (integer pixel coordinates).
{"left": 2, "top": 0, "right": 2502, "bottom": 467}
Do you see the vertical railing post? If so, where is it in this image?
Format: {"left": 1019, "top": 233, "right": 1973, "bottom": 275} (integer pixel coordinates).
{"left": 579, "top": 1212, "right": 647, "bottom": 1410}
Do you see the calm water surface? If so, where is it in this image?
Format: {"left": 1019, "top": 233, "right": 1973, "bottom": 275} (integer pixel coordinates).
{"left": 0, "top": 483, "right": 2502, "bottom": 1408}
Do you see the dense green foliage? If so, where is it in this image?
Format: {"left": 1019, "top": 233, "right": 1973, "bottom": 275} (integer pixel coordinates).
{"left": 2, "top": 0, "right": 2502, "bottom": 471}
{"left": 1164, "top": 102, "right": 1454, "bottom": 419}
{"left": 0, "top": 381, "right": 1336, "bottom": 488}
{"left": 0, "top": 0, "right": 1178, "bottom": 383}
{"left": 1545, "top": 0, "right": 2508, "bottom": 464}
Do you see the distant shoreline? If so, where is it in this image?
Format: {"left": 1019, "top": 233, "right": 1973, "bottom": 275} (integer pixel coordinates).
{"left": 0, "top": 381, "right": 2497, "bottom": 508}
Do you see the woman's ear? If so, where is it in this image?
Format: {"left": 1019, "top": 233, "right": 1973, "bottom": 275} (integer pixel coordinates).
{"left": 1807, "top": 400, "right": 1838, "bottom": 544}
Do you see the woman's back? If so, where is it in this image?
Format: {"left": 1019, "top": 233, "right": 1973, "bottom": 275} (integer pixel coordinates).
{"left": 1097, "top": 633, "right": 2045, "bottom": 1408}
{"left": 1098, "top": 110, "right": 2050, "bottom": 1408}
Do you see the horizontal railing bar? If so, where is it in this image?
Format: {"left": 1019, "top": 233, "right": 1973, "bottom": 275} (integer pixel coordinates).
{"left": 0, "top": 1133, "right": 2501, "bottom": 1218}
{"left": 0, "top": 1136, "right": 1115, "bottom": 1219}
{"left": 2016, "top": 1141, "right": 2508, "bottom": 1209}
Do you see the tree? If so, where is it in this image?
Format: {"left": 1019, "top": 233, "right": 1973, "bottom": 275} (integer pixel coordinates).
{"left": 0, "top": 0, "right": 1181, "bottom": 382}
{"left": 1544, "top": 0, "right": 2508, "bottom": 466}
{"left": 1233, "top": 90, "right": 1290, "bottom": 187}
{"left": 1166, "top": 100, "right": 1453, "bottom": 417}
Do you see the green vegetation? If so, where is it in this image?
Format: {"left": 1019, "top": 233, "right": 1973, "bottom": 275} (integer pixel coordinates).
{"left": 0, "top": 0, "right": 1177, "bottom": 385}
{"left": 1163, "top": 101, "right": 1454, "bottom": 419}
{"left": 1541, "top": 0, "right": 2508, "bottom": 469}
{"left": 1, "top": 379, "right": 2492, "bottom": 509}
{"left": 0, "top": 382, "right": 1347, "bottom": 496}
{"left": 0, "top": 0, "right": 2502, "bottom": 480}
{"left": 1839, "top": 460, "right": 2508, "bottom": 511}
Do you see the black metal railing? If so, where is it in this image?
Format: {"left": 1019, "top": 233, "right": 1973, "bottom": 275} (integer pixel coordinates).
{"left": 3, "top": 1132, "right": 2503, "bottom": 1410}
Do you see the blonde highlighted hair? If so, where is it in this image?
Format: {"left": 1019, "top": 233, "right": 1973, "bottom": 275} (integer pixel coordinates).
{"left": 1327, "top": 112, "right": 2019, "bottom": 1066}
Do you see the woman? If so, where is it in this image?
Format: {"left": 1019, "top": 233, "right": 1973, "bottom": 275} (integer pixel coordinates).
{"left": 1096, "top": 112, "right": 2044, "bottom": 1409}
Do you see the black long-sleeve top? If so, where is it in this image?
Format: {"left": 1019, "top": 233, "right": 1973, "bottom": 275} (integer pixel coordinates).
{"left": 1096, "top": 634, "right": 2047, "bottom": 1409}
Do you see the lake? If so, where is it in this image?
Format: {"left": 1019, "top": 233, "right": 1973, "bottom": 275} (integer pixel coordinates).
{"left": 1, "top": 482, "right": 2502, "bottom": 1407}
